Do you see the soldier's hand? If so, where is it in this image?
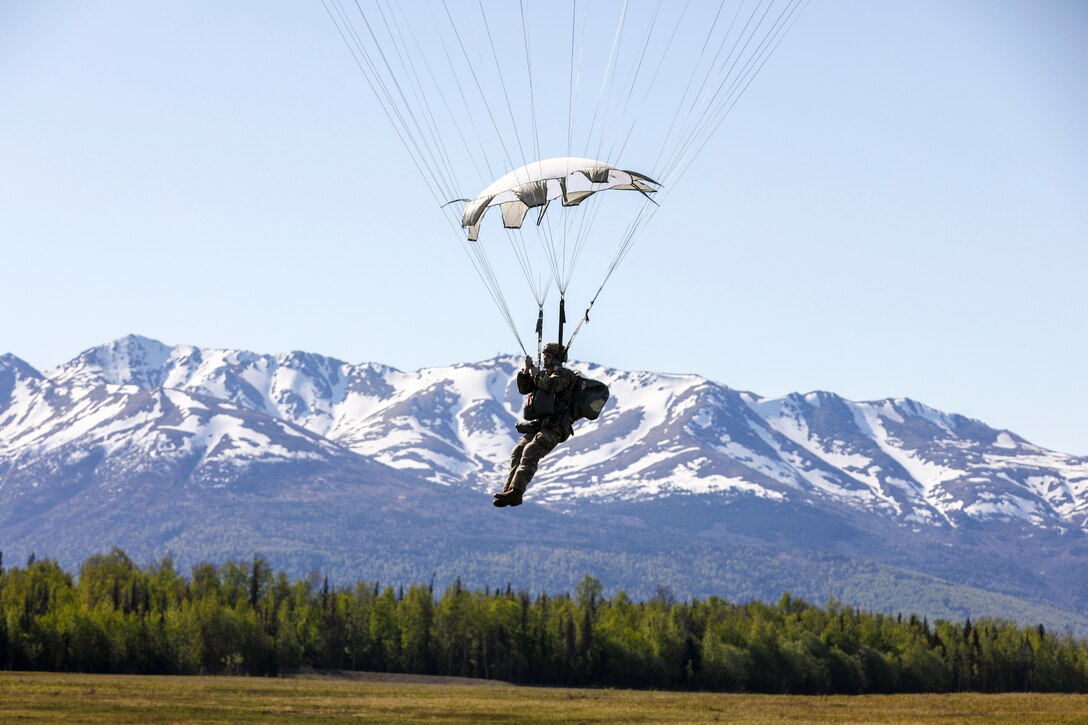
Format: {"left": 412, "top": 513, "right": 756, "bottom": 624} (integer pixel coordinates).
{"left": 524, "top": 355, "right": 533, "bottom": 371}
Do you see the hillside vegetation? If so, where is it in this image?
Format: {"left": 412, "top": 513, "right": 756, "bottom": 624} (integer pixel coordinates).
{"left": 2, "top": 550, "right": 1087, "bottom": 694}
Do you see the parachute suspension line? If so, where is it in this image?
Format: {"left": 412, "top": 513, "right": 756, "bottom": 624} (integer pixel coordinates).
{"left": 331, "top": 0, "right": 513, "bottom": 339}
{"left": 657, "top": 0, "right": 806, "bottom": 189}
{"left": 439, "top": 0, "right": 518, "bottom": 173}
{"left": 556, "top": 186, "right": 602, "bottom": 295}
{"left": 321, "top": 2, "right": 415, "bottom": 167}
{"left": 648, "top": 0, "right": 734, "bottom": 183}
{"left": 567, "top": 193, "right": 607, "bottom": 295}
{"left": 567, "top": 1, "right": 738, "bottom": 318}
{"left": 601, "top": 201, "right": 654, "bottom": 290}
{"left": 567, "top": 0, "right": 672, "bottom": 298}
{"left": 519, "top": 0, "right": 541, "bottom": 165}
{"left": 565, "top": 194, "right": 622, "bottom": 298}
{"left": 557, "top": 0, "right": 591, "bottom": 301}
{"left": 325, "top": 0, "right": 532, "bottom": 356}
{"left": 682, "top": 0, "right": 744, "bottom": 131}
{"left": 331, "top": 3, "right": 479, "bottom": 228}
{"left": 426, "top": 9, "right": 499, "bottom": 183}
{"left": 462, "top": 238, "right": 529, "bottom": 357}
{"left": 668, "top": 0, "right": 809, "bottom": 187}
{"left": 451, "top": 213, "right": 532, "bottom": 357}
{"left": 570, "top": 192, "right": 600, "bottom": 274}
{"left": 323, "top": 0, "right": 450, "bottom": 203}
{"left": 426, "top": 0, "right": 541, "bottom": 354}
{"left": 543, "top": 203, "right": 574, "bottom": 298}
{"left": 657, "top": 0, "right": 799, "bottom": 186}
{"left": 372, "top": 0, "right": 462, "bottom": 197}
{"left": 569, "top": 0, "right": 652, "bottom": 289}
{"left": 507, "top": 228, "right": 550, "bottom": 308}
{"left": 452, "top": 202, "right": 529, "bottom": 355}
{"left": 656, "top": 0, "right": 773, "bottom": 184}
{"left": 558, "top": 195, "right": 573, "bottom": 294}
{"left": 348, "top": 0, "right": 461, "bottom": 202}
{"left": 608, "top": 0, "right": 691, "bottom": 165}
{"left": 561, "top": 200, "right": 652, "bottom": 354}
{"left": 476, "top": 0, "right": 530, "bottom": 170}
{"left": 562, "top": 297, "right": 593, "bottom": 356}
{"left": 564, "top": 195, "right": 657, "bottom": 356}
{"left": 462, "top": 240, "right": 531, "bottom": 359}
{"left": 581, "top": 0, "right": 629, "bottom": 163}
{"left": 565, "top": 1, "right": 579, "bottom": 159}
{"left": 592, "top": 0, "right": 664, "bottom": 166}
{"left": 569, "top": 0, "right": 662, "bottom": 288}
{"left": 519, "top": 0, "right": 548, "bottom": 217}
{"left": 538, "top": 209, "right": 568, "bottom": 298}
{"left": 387, "top": 1, "right": 490, "bottom": 185}
{"left": 410, "top": 2, "right": 540, "bottom": 357}
{"left": 520, "top": 0, "right": 552, "bottom": 299}
{"left": 554, "top": 0, "right": 657, "bottom": 305}
{"left": 527, "top": 181, "right": 574, "bottom": 300}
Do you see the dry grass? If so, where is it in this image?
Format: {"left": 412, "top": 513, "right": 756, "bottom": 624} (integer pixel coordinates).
{"left": 0, "top": 671, "right": 1086, "bottom": 723}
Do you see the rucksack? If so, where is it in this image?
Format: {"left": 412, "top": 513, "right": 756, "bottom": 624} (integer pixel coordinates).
{"left": 569, "top": 373, "right": 609, "bottom": 422}
{"left": 522, "top": 389, "right": 556, "bottom": 421}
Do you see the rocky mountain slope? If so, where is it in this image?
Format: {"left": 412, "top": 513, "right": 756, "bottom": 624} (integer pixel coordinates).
{"left": 2, "top": 336, "right": 1087, "bottom": 633}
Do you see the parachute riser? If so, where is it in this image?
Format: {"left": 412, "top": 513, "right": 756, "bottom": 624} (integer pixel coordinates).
{"left": 557, "top": 297, "right": 567, "bottom": 355}
{"left": 563, "top": 300, "right": 595, "bottom": 357}
{"left": 535, "top": 307, "right": 544, "bottom": 367}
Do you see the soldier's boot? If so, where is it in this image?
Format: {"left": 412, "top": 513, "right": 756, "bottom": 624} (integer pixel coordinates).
{"left": 493, "top": 466, "right": 532, "bottom": 507}
{"left": 492, "top": 487, "right": 523, "bottom": 507}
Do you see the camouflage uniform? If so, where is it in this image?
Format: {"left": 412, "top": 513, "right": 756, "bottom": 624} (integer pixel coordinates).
{"left": 501, "top": 355, "right": 576, "bottom": 497}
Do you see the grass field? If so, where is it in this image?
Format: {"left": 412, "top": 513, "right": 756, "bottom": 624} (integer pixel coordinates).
{"left": 1, "top": 671, "right": 1086, "bottom": 723}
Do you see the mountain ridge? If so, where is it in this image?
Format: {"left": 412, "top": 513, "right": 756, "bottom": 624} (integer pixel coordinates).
{"left": 4, "top": 334, "right": 1086, "bottom": 527}
{"left": 2, "top": 335, "right": 1087, "bottom": 634}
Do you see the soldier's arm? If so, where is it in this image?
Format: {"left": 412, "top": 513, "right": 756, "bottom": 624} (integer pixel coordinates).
{"left": 534, "top": 368, "right": 574, "bottom": 394}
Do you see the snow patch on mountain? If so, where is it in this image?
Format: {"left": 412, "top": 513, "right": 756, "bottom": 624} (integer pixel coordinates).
{"left": 3, "top": 335, "right": 1086, "bottom": 530}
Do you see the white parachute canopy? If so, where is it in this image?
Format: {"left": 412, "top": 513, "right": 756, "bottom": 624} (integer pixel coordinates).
{"left": 460, "top": 157, "right": 659, "bottom": 242}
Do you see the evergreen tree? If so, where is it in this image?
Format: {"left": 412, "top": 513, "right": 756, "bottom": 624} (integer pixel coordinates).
{"left": 0, "top": 550, "right": 1086, "bottom": 693}
{"left": 249, "top": 557, "right": 262, "bottom": 611}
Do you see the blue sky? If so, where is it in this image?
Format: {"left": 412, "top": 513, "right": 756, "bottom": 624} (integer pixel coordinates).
{"left": 2, "top": 1, "right": 1086, "bottom": 455}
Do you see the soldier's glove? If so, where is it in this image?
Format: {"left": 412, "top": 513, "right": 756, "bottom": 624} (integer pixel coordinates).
{"left": 515, "top": 420, "right": 540, "bottom": 435}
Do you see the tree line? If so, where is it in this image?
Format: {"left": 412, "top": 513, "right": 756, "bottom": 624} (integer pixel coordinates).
{"left": 1, "top": 549, "right": 1086, "bottom": 693}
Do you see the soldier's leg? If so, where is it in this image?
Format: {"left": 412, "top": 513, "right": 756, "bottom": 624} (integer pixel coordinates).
{"left": 508, "top": 428, "right": 562, "bottom": 493}
{"left": 502, "top": 435, "right": 532, "bottom": 493}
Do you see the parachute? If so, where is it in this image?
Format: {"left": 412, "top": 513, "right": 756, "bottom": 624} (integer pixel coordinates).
{"left": 323, "top": 0, "right": 808, "bottom": 359}
{"left": 460, "top": 157, "right": 659, "bottom": 241}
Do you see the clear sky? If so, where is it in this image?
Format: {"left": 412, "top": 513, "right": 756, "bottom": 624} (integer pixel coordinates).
{"left": 2, "top": 1, "right": 1086, "bottom": 455}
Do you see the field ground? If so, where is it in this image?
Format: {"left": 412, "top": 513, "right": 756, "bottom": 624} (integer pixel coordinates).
{"left": 1, "top": 671, "right": 1086, "bottom": 723}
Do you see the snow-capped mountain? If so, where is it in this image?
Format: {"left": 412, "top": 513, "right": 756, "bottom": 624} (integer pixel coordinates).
{"left": 15, "top": 334, "right": 1086, "bottom": 529}
{"left": 3, "top": 335, "right": 1088, "bottom": 633}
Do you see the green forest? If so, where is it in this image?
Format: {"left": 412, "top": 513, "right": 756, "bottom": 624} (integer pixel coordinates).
{"left": 2, "top": 549, "right": 1086, "bottom": 694}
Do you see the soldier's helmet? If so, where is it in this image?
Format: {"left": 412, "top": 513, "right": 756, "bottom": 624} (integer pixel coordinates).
{"left": 542, "top": 342, "right": 566, "bottom": 361}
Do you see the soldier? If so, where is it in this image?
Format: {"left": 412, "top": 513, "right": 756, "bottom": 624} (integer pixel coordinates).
{"left": 494, "top": 342, "right": 576, "bottom": 507}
